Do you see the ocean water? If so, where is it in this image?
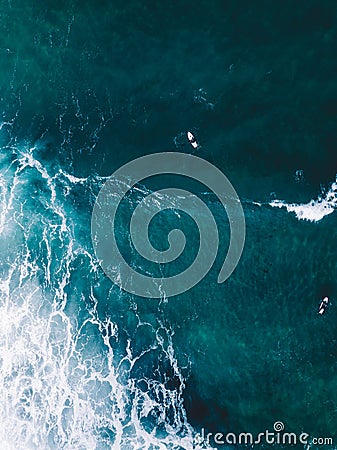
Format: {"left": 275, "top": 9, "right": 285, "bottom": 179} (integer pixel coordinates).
{"left": 0, "top": 1, "right": 337, "bottom": 449}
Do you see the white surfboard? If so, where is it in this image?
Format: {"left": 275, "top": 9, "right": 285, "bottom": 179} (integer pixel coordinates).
{"left": 318, "top": 296, "right": 329, "bottom": 315}
{"left": 187, "top": 131, "right": 198, "bottom": 149}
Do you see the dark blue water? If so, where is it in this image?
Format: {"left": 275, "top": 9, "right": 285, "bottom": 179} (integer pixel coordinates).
{"left": 0, "top": 1, "right": 337, "bottom": 449}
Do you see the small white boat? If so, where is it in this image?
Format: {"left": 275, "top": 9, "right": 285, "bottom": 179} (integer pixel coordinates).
{"left": 187, "top": 131, "right": 198, "bottom": 149}
{"left": 318, "top": 296, "right": 329, "bottom": 315}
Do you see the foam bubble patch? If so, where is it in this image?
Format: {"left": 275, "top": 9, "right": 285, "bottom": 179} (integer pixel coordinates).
{"left": 270, "top": 180, "right": 337, "bottom": 222}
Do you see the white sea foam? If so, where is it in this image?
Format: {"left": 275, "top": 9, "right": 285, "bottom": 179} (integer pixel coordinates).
{"left": 0, "top": 144, "right": 210, "bottom": 450}
{"left": 270, "top": 179, "right": 337, "bottom": 222}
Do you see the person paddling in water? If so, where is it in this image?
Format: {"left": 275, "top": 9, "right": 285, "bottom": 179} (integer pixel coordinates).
{"left": 187, "top": 131, "right": 198, "bottom": 149}
{"left": 318, "top": 296, "right": 329, "bottom": 315}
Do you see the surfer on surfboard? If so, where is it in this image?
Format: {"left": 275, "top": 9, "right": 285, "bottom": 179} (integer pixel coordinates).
{"left": 318, "top": 296, "right": 329, "bottom": 315}
{"left": 187, "top": 131, "right": 198, "bottom": 149}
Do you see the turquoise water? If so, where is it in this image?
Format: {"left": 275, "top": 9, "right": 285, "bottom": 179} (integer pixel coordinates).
{"left": 0, "top": 1, "right": 337, "bottom": 449}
